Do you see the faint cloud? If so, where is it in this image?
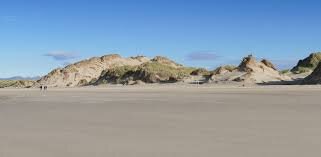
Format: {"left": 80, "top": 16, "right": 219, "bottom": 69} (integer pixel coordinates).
{"left": 45, "top": 51, "right": 78, "bottom": 61}
{"left": 186, "top": 51, "right": 219, "bottom": 61}
{"left": 0, "top": 15, "right": 17, "bottom": 23}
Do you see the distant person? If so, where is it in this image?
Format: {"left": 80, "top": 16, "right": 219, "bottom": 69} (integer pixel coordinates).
{"left": 40, "top": 85, "right": 47, "bottom": 96}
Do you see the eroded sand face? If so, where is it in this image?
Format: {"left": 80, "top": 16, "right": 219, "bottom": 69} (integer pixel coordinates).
{"left": 1, "top": 86, "right": 321, "bottom": 157}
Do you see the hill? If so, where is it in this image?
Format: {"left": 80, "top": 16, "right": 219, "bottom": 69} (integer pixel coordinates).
{"left": 291, "top": 52, "right": 321, "bottom": 73}
{"left": 37, "top": 54, "right": 150, "bottom": 87}
{"left": 208, "top": 55, "right": 292, "bottom": 84}
{"left": 302, "top": 62, "right": 321, "bottom": 84}
{"left": 94, "top": 59, "right": 195, "bottom": 85}
{"left": 34, "top": 54, "right": 299, "bottom": 87}
{"left": 37, "top": 54, "right": 197, "bottom": 87}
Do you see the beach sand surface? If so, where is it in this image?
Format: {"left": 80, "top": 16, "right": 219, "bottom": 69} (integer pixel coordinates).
{"left": 1, "top": 86, "right": 321, "bottom": 157}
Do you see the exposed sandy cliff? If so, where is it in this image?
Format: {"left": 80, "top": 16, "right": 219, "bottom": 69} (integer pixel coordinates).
{"left": 38, "top": 54, "right": 149, "bottom": 87}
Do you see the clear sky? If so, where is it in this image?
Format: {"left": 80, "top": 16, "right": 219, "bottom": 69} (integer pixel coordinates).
{"left": 1, "top": 0, "right": 321, "bottom": 77}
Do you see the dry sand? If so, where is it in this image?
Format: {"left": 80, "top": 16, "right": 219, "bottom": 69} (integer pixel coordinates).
{"left": 1, "top": 86, "right": 321, "bottom": 157}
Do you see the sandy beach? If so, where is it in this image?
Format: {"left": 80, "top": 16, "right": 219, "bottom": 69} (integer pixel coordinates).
{"left": 1, "top": 86, "right": 321, "bottom": 157}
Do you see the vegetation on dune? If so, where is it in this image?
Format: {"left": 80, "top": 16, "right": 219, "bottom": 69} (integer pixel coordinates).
{"left": 96, "top": 65, "right": 138, "bottom": 84}
{"left": 302, "top": 62, "right": 321, "bottom": 84}
{"left": 294, "top": 67, "right": 311, "bottom": 74}
{"left": 221, "top": 65, "right": 237, "bottom": 71}
{"left": 108, "top": 65, "right": 139, "bottom": 78}
{"left": 279, "top": 69, "right": 290, "bottom": 74}
{"left": 291, "top": 52, "right": 321, "bottom": 73}
{"left": 190, "top": 68, "right": 211, "bottom": 76}
{"left": 150, "top": 56, "right": 183, "bottom": 67}
{"left": 0, "top": 80, "right": 17, "bottom": 88}
{"left": 138, "top": 62, "right": 195, "bottom": 82}
{"left": 0, "top": 80, "right": 35, "bottom": 88}
{"left": 212, "top": 65, "right": 237, "bottom": 74}
{"left": 95, "top": 62, "right": 196, "bottom": 84}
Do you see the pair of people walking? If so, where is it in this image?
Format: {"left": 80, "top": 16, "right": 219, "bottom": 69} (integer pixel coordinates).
{"left": 40, "top": 85, "right": 48, "bottom": 91}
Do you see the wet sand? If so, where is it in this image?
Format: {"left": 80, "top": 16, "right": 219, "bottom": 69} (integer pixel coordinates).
{"left": 1, "top": 86, "right": 321, "bottom": 157}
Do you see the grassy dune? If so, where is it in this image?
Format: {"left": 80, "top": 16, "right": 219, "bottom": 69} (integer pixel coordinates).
{"left": 0, "top": 80, "right": 18, "bottom": 88}
{"left": 0, "top": 80, "right": 35, "bottom": 88}
{"left": 96, "top": 62, "right": 197, "bottom": 84}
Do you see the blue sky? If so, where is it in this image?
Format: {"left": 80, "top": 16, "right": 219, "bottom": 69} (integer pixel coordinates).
{"left": 1, "top": 0, "right": 321, "bottom": 77}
